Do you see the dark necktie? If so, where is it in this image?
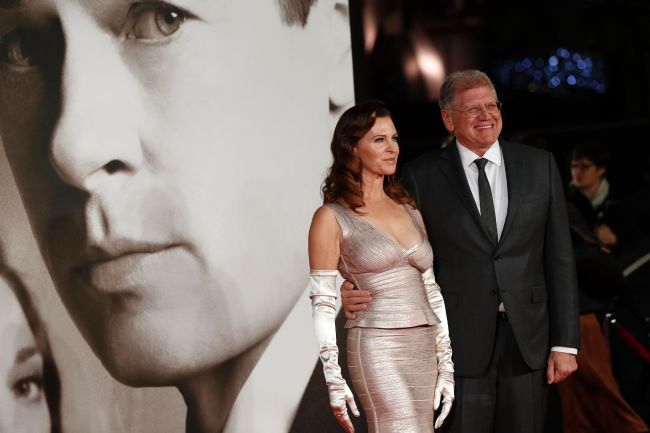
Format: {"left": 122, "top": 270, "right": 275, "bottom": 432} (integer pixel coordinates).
{"left": 474, "top": 158, "right": 498, "bottom": 245}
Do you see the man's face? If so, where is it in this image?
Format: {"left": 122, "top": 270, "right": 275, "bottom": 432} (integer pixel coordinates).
{"left": 0, "top": 0, "right": 340, "bottom": 385}
{"left": 441, "top": 85, "right": 503, "bottom": 154}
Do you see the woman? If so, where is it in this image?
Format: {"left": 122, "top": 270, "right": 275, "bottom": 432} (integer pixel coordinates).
{"left": 0, "top": 260, "right": 62, "bottom": 433}
{"left": 307, "top": 100, "right": 454, "bottom": 433}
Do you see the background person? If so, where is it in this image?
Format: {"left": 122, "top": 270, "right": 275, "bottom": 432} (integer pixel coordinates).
{"left": 566, "top": 143, "right": 637, "bottom": 251}
{"left": 567, "top": 143, "right": 650, "bottom": 427}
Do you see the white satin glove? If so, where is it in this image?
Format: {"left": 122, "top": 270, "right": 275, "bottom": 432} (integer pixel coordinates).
{"left": 422, "top": 267, "right": 455, "bottom": 430}
{"left": 309, "top": 270, "right": 360, "bottom": 432}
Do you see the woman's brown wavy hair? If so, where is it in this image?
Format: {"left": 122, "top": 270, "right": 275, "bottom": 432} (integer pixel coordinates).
{"left": 322, "top": 100, "right": 415, "bottom": 212}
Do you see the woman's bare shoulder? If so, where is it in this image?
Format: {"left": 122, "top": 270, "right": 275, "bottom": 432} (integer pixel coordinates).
{"left": 310, "top": 205, "right": 340, "bottom": 235}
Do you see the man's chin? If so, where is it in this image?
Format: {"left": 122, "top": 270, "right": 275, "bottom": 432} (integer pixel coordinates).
{"left": 79, "top": 318, "right": 237, "bottom": 387}
{"left": 95, "top": 341, "right": 224, "bottom": 387}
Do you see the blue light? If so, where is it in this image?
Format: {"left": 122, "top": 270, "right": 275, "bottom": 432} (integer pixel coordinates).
{"left": 494, "top": 47, "right": 606, "bottom": 95}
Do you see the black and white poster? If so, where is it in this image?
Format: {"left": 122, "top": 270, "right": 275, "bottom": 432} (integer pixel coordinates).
{"left": 0, "top": 1, "right": 353, "bottom": 431}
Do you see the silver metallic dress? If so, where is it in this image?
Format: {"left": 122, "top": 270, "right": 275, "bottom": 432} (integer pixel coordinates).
{"left": 327, "top": 203, "right": 439, "bottom": 433}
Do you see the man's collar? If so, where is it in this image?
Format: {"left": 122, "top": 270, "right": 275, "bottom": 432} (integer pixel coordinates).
{"left": 456, "top": 139, "right": 502, "bottom": 168}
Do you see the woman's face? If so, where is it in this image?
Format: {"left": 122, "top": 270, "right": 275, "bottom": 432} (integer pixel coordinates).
{"left": 0, "top": 278, "right": 51, "bottom": 433}
{"left": 571, "top": 157, "right": 606, "bottom": 192}
{"left": 355, "top": 116, "right": 399, "bottom": 178}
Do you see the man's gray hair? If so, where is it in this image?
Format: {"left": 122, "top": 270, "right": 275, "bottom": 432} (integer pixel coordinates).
{"left": 277, "top": 0, "right": 318, "bottom": 27}
{"left": 438, "top": 70, "right": 497, "bottom": 110}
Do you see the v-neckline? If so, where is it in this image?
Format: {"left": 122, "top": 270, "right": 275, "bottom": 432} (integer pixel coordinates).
{"left": 349, "top": 205, "right": 423, "bottom": 252}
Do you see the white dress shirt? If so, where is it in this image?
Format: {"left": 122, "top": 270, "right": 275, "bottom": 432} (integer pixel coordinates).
{"left": 455, "top": 140, "right": 577, "bottom": 355}
{"left": 456, "top": 140, "right": 508, "bottom": 239}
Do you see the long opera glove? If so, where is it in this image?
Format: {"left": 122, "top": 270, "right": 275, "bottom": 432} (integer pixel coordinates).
{"left": 422, "top": 267, "right": 455, "bottom": 430}
{"left": 309, "top": 270, "right": 360, "bottom": 433}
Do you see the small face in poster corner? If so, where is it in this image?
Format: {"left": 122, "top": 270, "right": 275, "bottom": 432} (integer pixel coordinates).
{"left": 0, "top": 267, "right": 60, "bottom": 433}
{"left": 0, "top": 0, "right": 352, "bottom": 398}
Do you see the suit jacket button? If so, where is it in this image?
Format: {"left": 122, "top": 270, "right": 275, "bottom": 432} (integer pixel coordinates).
{"left": 490, "top": 289, "right": 497, "bottom": 295}
{"left": 494, "top": 255, "right": 502, "bottom": 261}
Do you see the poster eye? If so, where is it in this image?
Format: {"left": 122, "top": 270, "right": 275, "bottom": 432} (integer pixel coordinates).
{"left": 12, "top": 376, "right": 44, "bottom": 403}
{"left": 0, "top": 30, "right": 45, "bottom": 68}
{"left": 127, "top": 3, "right": 188, "bottom": 41}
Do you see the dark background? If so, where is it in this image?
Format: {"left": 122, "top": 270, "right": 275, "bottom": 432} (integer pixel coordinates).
{"left": 349, "top": 0, "right": 650, "bottom": 193}
{"left": 348, "top": 1, "right": 650, "bottom": 429}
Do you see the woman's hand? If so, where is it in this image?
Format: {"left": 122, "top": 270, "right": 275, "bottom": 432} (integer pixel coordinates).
{"left": 328, "top": 382, "right": 360, "bottom": 432}
{"left": 433, "top": 371, "right": 454, "bottom": 429}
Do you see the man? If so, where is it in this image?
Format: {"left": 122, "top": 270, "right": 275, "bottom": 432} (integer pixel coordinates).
{"left": 342, "top": 70, "right": 579, "bottom": 433}
{"left": 0, "top": 0, "right": 353, "bottom": 432}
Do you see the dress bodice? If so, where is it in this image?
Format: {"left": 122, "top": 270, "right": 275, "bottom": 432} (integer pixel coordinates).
{"left": 326, "top": 203, "right": 440, "bottom": 329}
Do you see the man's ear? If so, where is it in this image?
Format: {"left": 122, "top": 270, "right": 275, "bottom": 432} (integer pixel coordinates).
{"left": 327, "top": 1, "right": 354, "bottom": 120}
{"left": 441, "top": 109, "right": 455, "bottom": 134}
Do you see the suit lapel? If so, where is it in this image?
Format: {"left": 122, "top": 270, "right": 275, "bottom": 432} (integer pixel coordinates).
{"left": 498, "top": 141, "right": 523, "bottom": 247}
{"left": 438, "top": 144, "right": 496, "bottom": 246}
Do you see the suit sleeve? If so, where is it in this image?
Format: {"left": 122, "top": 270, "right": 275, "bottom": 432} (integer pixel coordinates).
{"left": 400, "top": 163, "right": 421, "bottom": 209}
{"left": 544, "top": 153, "right": 580, "bottom": 350}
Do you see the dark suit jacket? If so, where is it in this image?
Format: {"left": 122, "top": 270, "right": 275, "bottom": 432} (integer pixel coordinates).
{"left": 400, "top": 140, "right": 579, "bottom": 376}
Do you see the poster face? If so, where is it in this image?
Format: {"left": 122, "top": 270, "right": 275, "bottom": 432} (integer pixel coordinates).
{"left": 0, "top": 1, "right": 353, "bottom": 431}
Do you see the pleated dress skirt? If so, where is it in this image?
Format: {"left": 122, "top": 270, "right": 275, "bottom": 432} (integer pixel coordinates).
{"left": 347, "top": 325, "right": 438, "bottom": 433}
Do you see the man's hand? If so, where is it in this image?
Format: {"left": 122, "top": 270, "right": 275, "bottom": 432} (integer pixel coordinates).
{"left": 340, "top": 281, "right": 371, "bottom": 320}
{"left": 546, "top": 351, "right": 577, "bottom": 384}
